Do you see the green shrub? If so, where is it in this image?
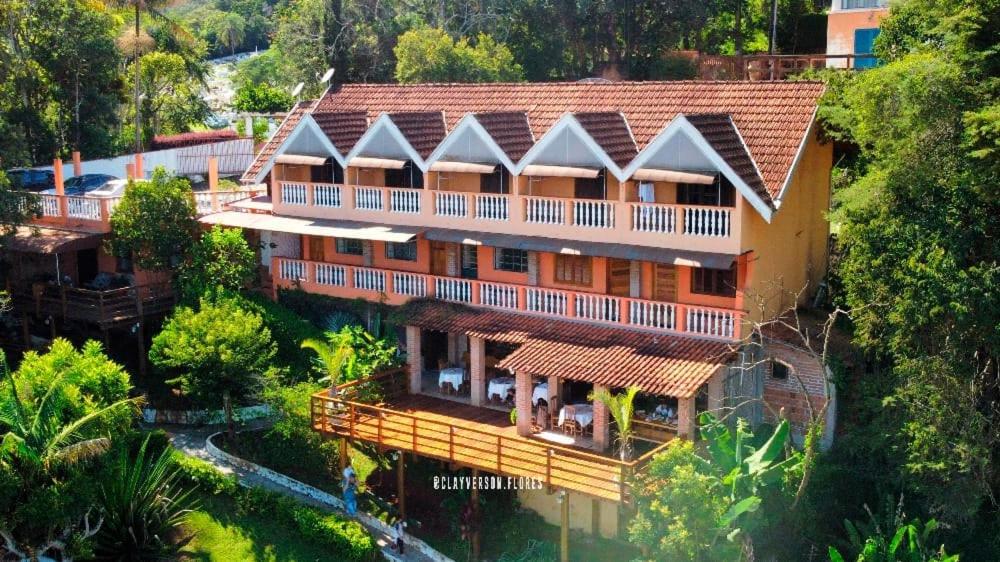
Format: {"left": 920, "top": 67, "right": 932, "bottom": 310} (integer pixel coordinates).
{"left": 232, "top": 292, "right": 325, "bottom": 380}
{"left": 172, "top": 453, "right": 239, "bottom": 497}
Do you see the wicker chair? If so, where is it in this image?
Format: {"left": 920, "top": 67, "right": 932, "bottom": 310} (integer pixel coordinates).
{"left": 548, "top": 398, "right": 561, "bottom": 429}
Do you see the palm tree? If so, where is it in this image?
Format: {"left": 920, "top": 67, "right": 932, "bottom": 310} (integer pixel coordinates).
{"left": 101, "top": 1, "right": 177, "bottom": 153}
{"left": 591, "top": 386, "right": 640, "bottom": 462}
{"left": 217, "top": 13, "right": 246, "bottom": 57}
{"left": 301, "top": 335, "right": 355, "bottom": 391}
{"left": 0, "top": 351, "right": 142, "bottom": 559}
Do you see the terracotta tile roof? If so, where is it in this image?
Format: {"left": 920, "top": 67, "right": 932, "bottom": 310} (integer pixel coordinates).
{"left": 311, "top": 81, "right": 823, "bottom": 198}
{"left": 574, "top": 112, "right": 637, "bottom": 169}
{"left": 242, "top": 101, "right": 313, "bottom": 183}
{"left": 399, "top": 300, "right": 734, "bottom": 398}
{"left": 474, "top": 112, "right": 534, "bottom": 162}
{"left": 312, "top": 111, "right": 368, "bottom": 154}
{"left": 686, "top": 113, "right": 769, "bottom": 206}
{"left": 388, "top": 112, "right": 447, "bottom": 160}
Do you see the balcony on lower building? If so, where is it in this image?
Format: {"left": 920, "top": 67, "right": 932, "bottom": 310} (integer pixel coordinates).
{"left": 273, "top": 257, "right": 744, "bottom": 341}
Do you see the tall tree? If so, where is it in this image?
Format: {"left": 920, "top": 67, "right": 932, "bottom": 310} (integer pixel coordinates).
{"left": 216, "top": 12, "right": 246, "bottom": 56}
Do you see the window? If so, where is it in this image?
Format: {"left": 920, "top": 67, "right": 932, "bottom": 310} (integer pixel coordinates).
{"left": 310, "top": 159, "right": 344, "bottom": 183}
{"left": 677, "top": 177, "right": 734, "bottom": 207}
{"left": 691, "top": 266, "right": 737, "bottom": 297}
{"left": 841, "top": 0, "right": 886, "bottom": 9}
{"left": 385, "top": 241, "right": 418, "bottom": 261}
{"left": 555, "top": 255, "right": 592, "bottom": 286}
{"left": 461, "top": 244, "right": 479, "bottom": 279}
{"left": 573, "top": 169, "right": 606, "bottom": 200}
{"left": 480, "top": 166, "right": 506, "bottom": 194}
{"left": 770, "top": 360, "right": 790, "bottom": 380}
{"left": 336, "top": 238, "right": 364, "bottom": 255}
{"left": 308, "top": 236, "right": 326, "bottom": 262}
{"left": 385, "top": 161, "right": 423, "bottom": 188}
{"left": 494, "top": 248, "right": 528, "bottom": 273}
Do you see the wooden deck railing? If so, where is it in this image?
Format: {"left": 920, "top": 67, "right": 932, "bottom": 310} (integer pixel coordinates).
{"left": 697, "top": 53, "right": 877, "bottom": 80}
{"left": 17, "top": 282, "right": 175, "bottom": 327}
{"left": 310, "top": 374, "right": 673, "bottom": 503}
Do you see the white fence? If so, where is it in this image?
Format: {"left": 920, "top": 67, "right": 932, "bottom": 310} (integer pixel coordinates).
{"left": 36, "top": 138, "right": 254, "bottom": 180}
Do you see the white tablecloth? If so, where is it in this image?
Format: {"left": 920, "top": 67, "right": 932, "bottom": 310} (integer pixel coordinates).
{"left": 558, "top": 404, "right": 594, "bottom": 428}
{"left": 532, "top": 383, "right": 549, "bottom": 406}
{"left": 438, "top": 368, "right": 466, "bottom": 389}
{"left": 488, "top": 377, "right": 515, "bottom": 400}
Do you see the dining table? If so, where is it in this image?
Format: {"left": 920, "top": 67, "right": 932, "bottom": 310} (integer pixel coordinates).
{"left": 438, "top": 367, "right": 466, "bottom": 391}
{"left": 558, "top": 404, "right": 594, "bottom": 428}
{"left": 487, "top": 376, "right": 516, "bottom": 401}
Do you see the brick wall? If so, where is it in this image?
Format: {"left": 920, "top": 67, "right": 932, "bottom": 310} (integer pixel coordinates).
{"left": 760, "top": 340, "right": 830, "bottom": 435}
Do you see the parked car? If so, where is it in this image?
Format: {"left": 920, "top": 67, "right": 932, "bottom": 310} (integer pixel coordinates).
{"left": 84, "top": 179, "right": 132, "bottom": 198}
{"left": 6, "top": 168, "right": 55, "bottom": 192}
{"left": 40, "top": 174, "right": 118, "bottom": 196}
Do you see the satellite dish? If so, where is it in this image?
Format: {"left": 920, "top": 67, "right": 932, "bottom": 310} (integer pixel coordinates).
{"left": 291, "top": 82, "right": 304, "bottom": 97}
{"left": 320, "top": 68, "right": 335, "bottom": 84}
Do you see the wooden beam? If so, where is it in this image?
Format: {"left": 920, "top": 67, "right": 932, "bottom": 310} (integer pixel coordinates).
{"left": 397, "top": 451, "right": 406, "bottom": 521}
{"left": 560, "top": 491, "right": 570, "bottom": 562}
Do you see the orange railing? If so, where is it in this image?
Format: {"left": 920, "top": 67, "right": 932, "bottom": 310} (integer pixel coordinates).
{"left": 276, "top": 258, "right": 743, "bottom": 341}
{"left": 698, "top": 53, "right": 877, "bottom": 80}
{"left": 310, "top": 379, "right": 672, "bottom": 502}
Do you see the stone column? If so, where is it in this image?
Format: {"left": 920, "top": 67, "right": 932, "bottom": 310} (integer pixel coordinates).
{"left": 515, "top": 370, "right": 532, "bottom": 437}
{"left": 406, "top": 326, "right": 422, "bottom": 394}
{"left": 677, "top": 396, "right": 697, "bottom": 440}
{"left": 470, "top": 336, "right": 486, "bottom": 406}
{"left": 592, "top": 385, "right": 610, "bottom": 452}
{"left": 707, "top": 370, "right": 726, "bottom": 418}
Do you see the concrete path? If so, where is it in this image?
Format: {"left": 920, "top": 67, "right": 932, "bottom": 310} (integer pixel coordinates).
{"left": 165, "top": 425, "right": 437, "bottom": 562}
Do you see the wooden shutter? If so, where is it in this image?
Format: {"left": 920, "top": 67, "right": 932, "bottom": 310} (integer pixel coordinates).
{"left": 653, "top": 264, "right": 677, "bottom": 301}
{"left": 308, "top": 236, "right": 326, "bottom": 262}
{"left": 430, "top": 241, "right": 448, "bottom": 276}
{"left": 607, "top": 259, "right": 631, "bottom": 297}
{"left": 555, "top": 255, "right": 593, "bottom": 286}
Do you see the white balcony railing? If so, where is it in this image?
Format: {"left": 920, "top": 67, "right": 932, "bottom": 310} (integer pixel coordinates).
{"left": 355, "top": 187, "right": 384, "bottom": 211}
{"left": 435, "top": 192, "right": 468, "bottom": 218}
{"left": 683, "top": 206, "right": 732, "bottom": 238}
{"left": 40, "top": 195, "right": 60, "bottom": 217}
{"left": 66, "top": 197, "right": 102, "bottom": 221}
{"left": 525, "top": 197, "right": 566, "bottom": 225}
{"left": 573, "top": 200, "right": 615, "bottom": 229}
{"left": 389, "top": 188, "right": 421, "bottom": 214}
{"left": 275, "top": 258, "right": 743, "bottom": 340}
{"left": 475, "top": 194, "right": 510, "bottom": 221}
{"left": 631, "top": 203, "right": 677, "bottom": 234}
{"left": 281, "top": 182, "right": 308, "bottom": 206}
{"left": 313, "top": 183, "right": 342, "bottom": 208}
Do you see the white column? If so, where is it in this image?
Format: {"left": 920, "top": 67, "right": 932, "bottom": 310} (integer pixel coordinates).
{"left": 406, "top": 326, "right": 422, "bottom": 394}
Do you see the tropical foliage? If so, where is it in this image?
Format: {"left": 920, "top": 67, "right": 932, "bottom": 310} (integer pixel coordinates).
{"left": 177, "top": 225, "right": 256, "bottom": 303}
{"left": 149, "top": 296, "right": 277, "bottom": 439}
{"left": 590, "top": 386, "right": 640, "bottom": 461}
{"left": 394, "top": 27, "right": 523, "bottom": 83}
{"left": 108, "top": 168, "right": 198, "bottom": 271}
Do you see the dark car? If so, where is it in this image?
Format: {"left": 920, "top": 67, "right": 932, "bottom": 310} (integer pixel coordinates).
{"left": 62, "top": 174, "right": 118, "bottom": 196}
{"left": 6, "top": 168, "right": 55, "bottom": 192}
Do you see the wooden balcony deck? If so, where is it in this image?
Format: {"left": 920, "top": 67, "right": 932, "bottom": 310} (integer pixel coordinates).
{"left": 12, "top": 282, "right": 175, "bottom": 328}
{"left": 310, "top": 370, "right": 671, "bottom": 503}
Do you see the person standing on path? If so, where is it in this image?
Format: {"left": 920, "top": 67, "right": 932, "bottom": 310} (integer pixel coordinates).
{"left": 342, "top": 457, "right": 358, "bottom": 516}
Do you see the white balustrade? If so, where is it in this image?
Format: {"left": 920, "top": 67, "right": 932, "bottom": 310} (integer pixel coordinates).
{"left": 354, "top": 267, "right": 386, "bottom": 292}
{"left": 393, "top": 272, "right": 428, "bottom": 297}
{"left": 280, "top": 182, "right": 308, "bottom": 206}
{"left": 474, "top": 194, "right": 510, "bottom": 221}
{"left": 435, "top": 192, "right": 468, "bottom": 218}
{"left": 572, "top": 200, "right": 615, "bottom": 229}
{"left": 575, "top": 294, "right": 621, "bottom": 322}
{"left": 629, "top": 300, "right": 676, "bottom": 331}
{"left": 315, "top": 263, "right": 347, "bottom": 286}
{"left": 106, "top": 197, "right": 123, "bottom": 216}
{"left": 631, "top": 203, "right": 677, "bottom": 234}
{"left": 278, "top": 259, "right": 307, "bottom": 281}
{"left": 66, "top": 197, "right": 102, "bottom": 220}
{"left": 39, "top": 195, "right": 60, "bottom": 217}
{"left": 355, "top": 187, "right": 384, "bottom": 211}
{"left": 313, "top": 183, "right": 342, "bottom": 208}
{"left": 685, "top": 306, "right": 736, "bottom": 338}
{"left": 435, "top": 277, "right": 472, "bottom": 303}
{"left": 683, "top": 206, "right": 732, "bottom": 237}
{"left": 389, "top": 188, "right": 421, "bottom": 214}
{"left": 525, "top": 197, "right": 566, "bottom": 225}
{"left": 479, "top": 282, "right": 518, "bottom": 310}
{"left": 525, "top": 288, "right": 568, "bottom": 317}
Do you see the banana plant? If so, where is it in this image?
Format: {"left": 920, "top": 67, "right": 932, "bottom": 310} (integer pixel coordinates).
{"left": 697, "top": 412, "right": 803, "bottom": 546}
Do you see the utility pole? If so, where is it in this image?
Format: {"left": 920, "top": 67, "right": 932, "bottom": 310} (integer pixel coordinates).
{"left": 769, "top": 0, "right": 779, "bottom": 55}
{"left": 734, "top": 0, "right": 743, "bottom": 56}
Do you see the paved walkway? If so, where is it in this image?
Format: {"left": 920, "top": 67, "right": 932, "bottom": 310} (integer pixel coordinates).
{"left": 165, "top": 425, "right": 436, "bottom": 562}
